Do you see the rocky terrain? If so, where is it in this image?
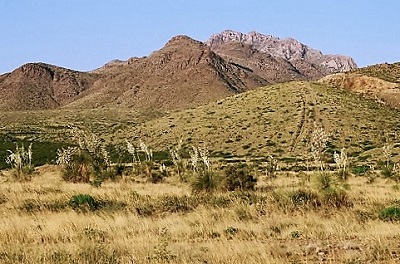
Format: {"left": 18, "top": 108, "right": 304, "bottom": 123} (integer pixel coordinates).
{"left": 207, "top": 30, "right": 357, "bottom": 80}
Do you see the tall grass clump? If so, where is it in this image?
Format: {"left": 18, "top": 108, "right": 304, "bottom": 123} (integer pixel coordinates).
{"left": 56, "top": 129, "right": 111, "bottom": 184}
{"left": 5, "top": 143, "right": 34, "bottom": 180}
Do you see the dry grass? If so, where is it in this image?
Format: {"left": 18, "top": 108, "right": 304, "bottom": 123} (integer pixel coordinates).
{"left": 1, "top": 165, "right": 400, "bottom": 263}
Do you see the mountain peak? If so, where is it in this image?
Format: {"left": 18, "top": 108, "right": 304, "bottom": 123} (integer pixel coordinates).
{"left": 165, "top": 35, "right": 205, "bottom": 48}
{"left": 206, "top": 30, "right": 357, "bottom": 75}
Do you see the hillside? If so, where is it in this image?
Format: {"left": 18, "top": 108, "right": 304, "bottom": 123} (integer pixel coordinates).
{"left": 319, "top": 62, "right": 400, "bottom": 108}
{"left": 66, "top": 35, "right": 269, "bottom": 111}
{"left": 0, "top": 63, "right": 96, "bottom": 110}
{"left": 129, "top": 81, "right": 400, "bottom": 166}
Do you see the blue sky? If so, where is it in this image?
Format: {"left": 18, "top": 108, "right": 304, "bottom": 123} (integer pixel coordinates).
{"left": 1, "top": 0, "right": 399, "bottom": 74}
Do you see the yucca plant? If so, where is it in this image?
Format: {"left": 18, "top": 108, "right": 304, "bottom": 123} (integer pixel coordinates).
{"left": 191, "top": 170, "right": 221, "bottom": 194}
{"left": 334, "top": 147, "right": 349, "bottom": 180}
{"left": 5, "top": 143, "right": 34, "bottom": 180}
{"left": 169, "top": 139, "right": 187, "bottom": 180}
{"left": 126, "top": 138, "right": 155, "bottom": 179}
{"left": 56, "top": 129, "right": 111, "bottom": 184}
{"left": 310, "top": 123, "right": 329, "bottom": 171}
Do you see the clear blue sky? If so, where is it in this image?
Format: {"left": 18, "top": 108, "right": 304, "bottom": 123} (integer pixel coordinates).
{"left": 1, "top": 0, "right": 399, "bottom": 74}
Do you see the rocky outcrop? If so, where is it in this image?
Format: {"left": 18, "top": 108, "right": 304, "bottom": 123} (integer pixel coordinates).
{"left": 206, "top": 30, "right": 357, "bottom": 79}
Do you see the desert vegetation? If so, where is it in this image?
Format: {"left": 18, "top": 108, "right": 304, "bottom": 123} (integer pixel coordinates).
{"left": 1, "top": 82, "right": 400, "bottom": 263}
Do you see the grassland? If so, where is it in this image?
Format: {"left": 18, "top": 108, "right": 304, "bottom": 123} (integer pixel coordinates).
{"left": 1, "top": 81, "right": 400, "bottom": 263}
{"left": 1, "top": 165, "right": 400, "bottom": 263}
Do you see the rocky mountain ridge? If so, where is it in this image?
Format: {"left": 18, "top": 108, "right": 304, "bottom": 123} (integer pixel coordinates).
{"left": 0, "top": 31, "right": 358, "bottom": 111}
{"left": 207, "top": 30, "right": 357, "bottom": 79}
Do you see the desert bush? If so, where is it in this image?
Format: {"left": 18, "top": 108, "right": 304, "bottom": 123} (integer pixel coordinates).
{"left": 224, "top": 163, "right": 257, "bottom": 191}
{"left": 380, "top": 162, "right": 400, "bottom": 181}
{"left": 5, "top": 143, "right": 34, "bottom": 181}
{"left": 352, "top": 165, "right": 370, "bottom": 176}
{"left": 379, "top": 206, "right": 400, "bottom": 221}
{"left": 321, "top": 188, "right": 352, "bottom": 208}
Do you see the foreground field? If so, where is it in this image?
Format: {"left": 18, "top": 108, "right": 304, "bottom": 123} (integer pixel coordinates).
{"left": 1, "top": 166, "right": 400, "bottom": 263}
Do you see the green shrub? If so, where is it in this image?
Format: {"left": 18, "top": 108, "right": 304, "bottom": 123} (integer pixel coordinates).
{"left": 69, "top": 194, "right": 99, "bottom": 212}
{"left": 352, "top": 165, "right": 370, "bottom": 176}
{"left": 379, "top": 206, "right": 400, "bottom": 221}
{"left": 224, "top": 164, "right": 257, "bottom": 191}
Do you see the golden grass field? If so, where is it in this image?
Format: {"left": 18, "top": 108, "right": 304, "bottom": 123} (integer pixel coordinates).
{"left": 1, "top": 165, "right": 400, "bottom": 263}
{"left": 1, "top": 80, "right": 400, "bottom": 263}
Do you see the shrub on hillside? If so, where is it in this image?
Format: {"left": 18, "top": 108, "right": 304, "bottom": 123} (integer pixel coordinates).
{"left": 224, "top": 163, "right": 257, "bottom": 191}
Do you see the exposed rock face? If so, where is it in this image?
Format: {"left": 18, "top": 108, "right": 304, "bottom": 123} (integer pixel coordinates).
{"left": 206, "top": 30, "right": 357, "bottom": 79}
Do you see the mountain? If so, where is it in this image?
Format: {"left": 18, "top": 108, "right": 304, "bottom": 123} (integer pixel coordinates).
{"left": 66, "top": 35, "right": 269, "bottom": 110}
{"left": 206, "top": 30, "right": 357, "bottom": 80}
{"left": 0, "top": 63, "right": 95, "bottom": 110}
{"left": 0, "top": 31, "right": 357, "bottom": 111}
{"left": 319, "top": 62, "right": 400, "bottom": 108}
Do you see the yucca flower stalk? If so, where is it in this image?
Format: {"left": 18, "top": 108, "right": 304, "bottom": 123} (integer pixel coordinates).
{"left": 383, "top": 143, "right": 393, "bottom": 169}
{"left": 189, "top": 146, "right": 199, "bottom": 172}
{"left": 169, "top": 139, "right": 186, "bottom": 178}
{"left": 199, "top": 147, "right": 210, "bottom": 171}
{"left": 334, "top": 147, "right": 348, "bottom": 179}
{"left": 5, "top": 143, "right": 34, "bottom": 179}
{"left": 311, "top": 123, "right": 329, "bottom": 171}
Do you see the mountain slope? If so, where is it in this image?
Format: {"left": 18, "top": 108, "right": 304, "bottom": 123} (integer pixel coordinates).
{"left": 319, "top": 62, "right": 400, "bottom": 108}
{"left": 0, "top": 32, "right": 358, "bottom": 111}
{"left": 0, "top": 63, "right": 96, "bottom": 110}
{"left": 65, "top": 35, "right": 269, "bottom": 111}
{"left": 207, "top": 30, "right": 357, "bottom": 80}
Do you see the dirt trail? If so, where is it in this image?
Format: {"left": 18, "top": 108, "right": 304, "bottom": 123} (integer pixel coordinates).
{"left": 291, "top": 82, "right": 323, "bottom": 151}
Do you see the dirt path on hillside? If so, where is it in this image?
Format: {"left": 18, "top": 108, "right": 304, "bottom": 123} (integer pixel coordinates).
{"left": 291, "top": 82, "right": 323, "bottom": 151}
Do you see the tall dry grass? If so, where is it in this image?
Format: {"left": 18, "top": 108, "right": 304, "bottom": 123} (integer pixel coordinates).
{"left": 0, "top": 165, "right": 400, "bottom": 263}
